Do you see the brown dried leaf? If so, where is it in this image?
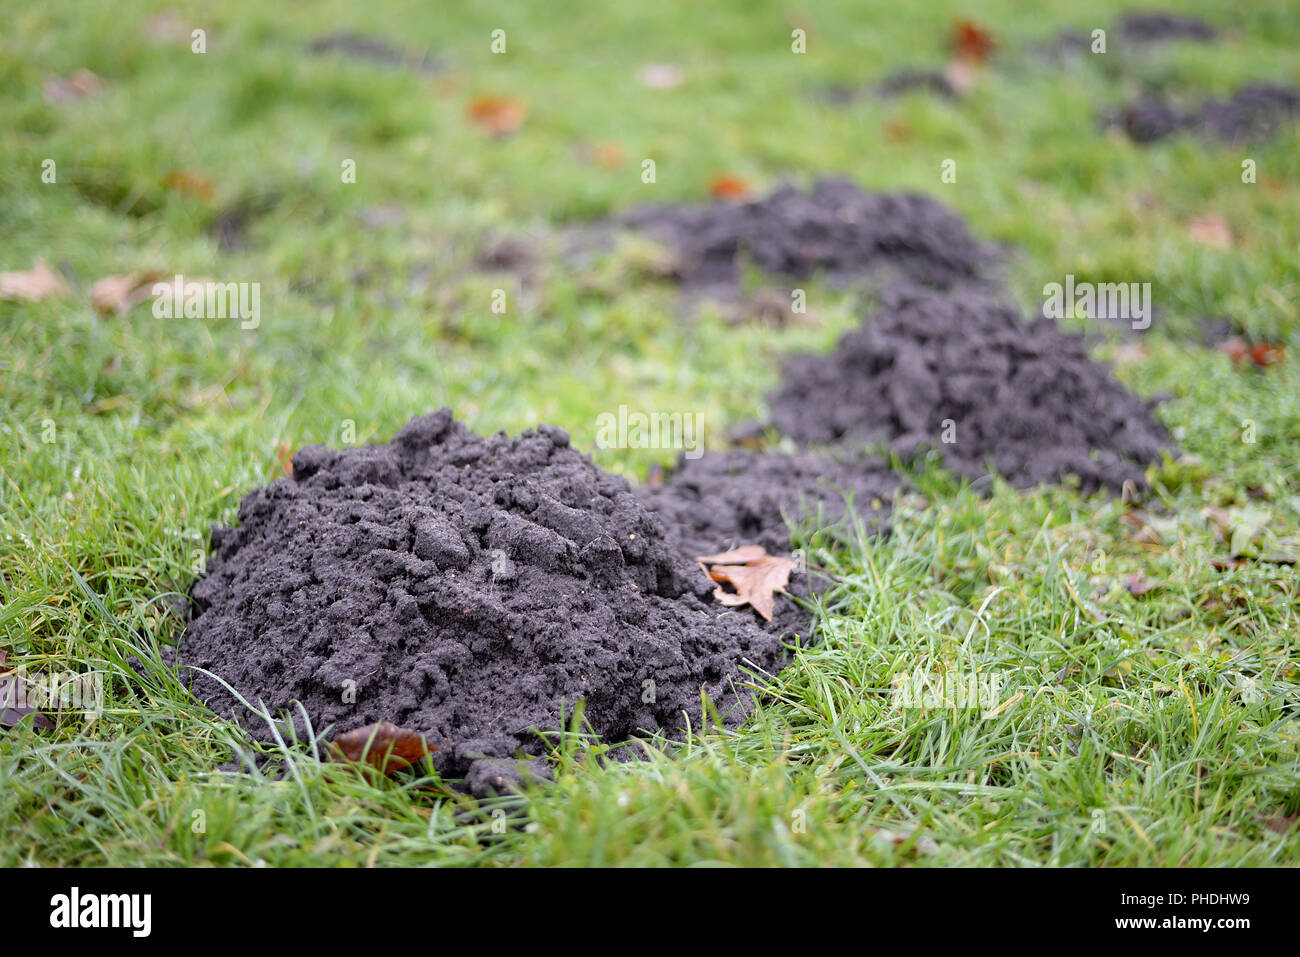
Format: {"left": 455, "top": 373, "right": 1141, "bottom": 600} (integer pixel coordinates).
{"left": 872, "top": 824, "right": 940, "bottom": 855}
{"left": 0, "top": 650, "right": 55, "bottom": 731}
{"left": 274, "top": 440, "right": 294, "bottom": 476}
{"left": 710, "top": 175, "right": 751, "bottom": 200}
{"left": 695, "top": 545, "right": 768, "bottom": 565}
{"left": 952, "top": 20, "right": 995, "bottom": 64}
{"left": 1125, "top": 573, "right": 1156, "bottom": 596}
{"left": 143, "top": 11, "right": 186, "bottom": 44}
{"left": 329, "top": 721, "right": 435, "bottom": 774}
{"left": 1188, "top": 214, "right": 1232, "bottom": 249}
{"left": 700, "top": 547, "right": 798, "bottom": 622}
{"left": 0, "top": 261, "right": 69, "bottom": 303}
{"left": 1261, "top": 813, "right": 1298, "bottom": 835}
{"left": 468, "top": 96, "right": 527, "bottom": 136}
{"left": 162, "top": 169, "right": 215, "bottom": 201}
{"left": 576, "top": 141, "right": 626, "bottom": 169}
{"left": 90, "top": 271, "right": 164, "bottom": 316}
{"left": 1217, "top": 337, "right": 1286, "bottom": 368}
{"left": 44, "top": 68, "right": 104, "bottom": 104}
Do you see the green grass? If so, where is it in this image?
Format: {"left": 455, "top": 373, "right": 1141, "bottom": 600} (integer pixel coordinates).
{"left": 1, "top": 0, "right": 1298, "bottom": 866}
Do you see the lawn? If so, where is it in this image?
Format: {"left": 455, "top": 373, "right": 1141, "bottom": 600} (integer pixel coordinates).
{"left": 1, "top": 0, "right": 1298, "bottom": 866}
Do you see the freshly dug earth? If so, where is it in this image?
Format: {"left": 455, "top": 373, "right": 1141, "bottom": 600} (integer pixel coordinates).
{"left": 1109, "top": 83, "right": 1300, "bottom": 144}
{"left": 181, "top": 410, "right": 789, "bottom": 784}
{"left": 1041, "top": 12, "right": 1216, "bottom": 58}
{"left": 638, "top": 449, "right": 898, "bottom": 560}
{"left": 814, "top": 69, "right": 958, "bottom": 105}
{"left": 306, "top": 32, "right": 441, "bottom": 73}
{"left": 1115, "top": 12, "right": 1217, "bottom": 44}
{"left": 621, "top": 177, "right": 996, "bottom": 295}
{"left": 639, "top": 450, "right": 901, "bottom": 637}
{"left": 767, "top": 284, "right": 1169, "bottom": 492}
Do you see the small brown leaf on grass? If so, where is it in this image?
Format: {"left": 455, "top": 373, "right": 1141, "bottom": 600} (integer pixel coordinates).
{"left": 0, "top": 650, "right": 55, "bottom": 731}
{"left": 872, "top": 825, "right": 940, "bottom": 855}
{"left": 952, "top": 20, "right": 996, "bottom": 64}
{"left": 1125, "top": 573, "right": 1156, "bottom": 596}
{"left": 1188, "top": 214, "right": 1232, "bottom": 249}
{"left": 90, "top": 271, "right": 164, "bottom": 316}
{"left": 44, "top": 68, "right": 104, "bottom": 104}
{"left": 143, "top": 11, "right": 186, "bottom": 44}
{"left": 696, "top": 545, "right": 769, "bottom": 564}
{"left": 274, "top": 440, "right": 294, "bottom": 476}
{"left": 468, "top": 96, "right": 527, "bottom": 136}
{"left": 710, "top": 175, "right": 751, "bottom": 201}
{"left": 162, "top": 169, "right": 216, "bottom": 201}
{"left": 0, "top": 261, "right": 69, "bottom": 302}
{"left": 696, "top": 546, "right": 798, "bottom": 621}
{"left": 576, "top": 141, "right": 626, "bottom": 169}
{"left": 1218, "top": 338, "right": 1285, "bottom": 368}
{"left": 1261, "top": 812, "right": 1299, "bottom": 835}
{"left": 1120, "top": 510, "right": 1163, "bottom": 546}
{"left": 329, "top": 721, "right": 435, "bottom": 774}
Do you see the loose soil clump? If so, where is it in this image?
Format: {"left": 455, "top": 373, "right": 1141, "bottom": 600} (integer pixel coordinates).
{"left": 621, "top": 177, "right": 997, "bottom": 296}
{"left": 1115, "top": 12, "right": 1217, "bottom": 44}
{"left": 638, "top": 449, "right": 898, "bottom": 560}
{"left": 181, "top": 410, "right": 789, "bottom": 783}
{"left": 767, "top": 284, "right": 1169, "bottom": 492}
{"left": 1109, "top": 83, "right": 1300, "bottom": 144}
{"left": 307, "top": 32, "right": 441, "bottom": 73}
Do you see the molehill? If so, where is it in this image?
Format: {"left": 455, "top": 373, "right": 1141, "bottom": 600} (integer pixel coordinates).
{"left": 766, "top": 284, "right": 1169, "bottom": 492}
{"left": 1109, "top": 83, "right": 1300, "bottom": 145}
{"left": 622, "top": 177, "right": 997, "bottom": 295}
{"left": 181, "top": 410, "right": 794, "bottom": 783}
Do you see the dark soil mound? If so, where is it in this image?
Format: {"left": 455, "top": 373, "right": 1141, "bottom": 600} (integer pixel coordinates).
{"left": 814, "top": 70, "right": 957, "bottom": 105}
{"left": 1110, "top": 83, "right": 1300, "bottom": 144}
{"left": 181, "top": 410, "right": 786, "bottom": 782}
{"left": 622, "top": 178, "right": 996, "bottom": 294}
{"left": 767, "top": 284, "right": 1169, "bottom": 492}
{"left": 638, "top": 449, "right": 898, "bottom": 560}
{"left": 877, "top": 69, "right": 959, "bottom": 100}
{"left": 307, "top": 32, "right": 441, "bottom": 73}
{"left": 1116, "top": 12, "right": 1217, "bottom": 44}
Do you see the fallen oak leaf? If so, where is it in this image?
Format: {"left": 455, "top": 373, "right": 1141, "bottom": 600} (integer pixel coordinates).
{"left": 1188, "top": 213, "right": 1232, "bottom": 249}
{"left": 467, "top": 95, "right": 527, "bottom": 136}
{"left": 0, "top": 650, "right": 55, "bottom": 731}
{"left": 1125, "top": 573, "right": 1156, "bottom": 596}
{"left": 90, "top": 271, "right": 165, "bottom": 316}
{"left": 0, "top": 260, "right": 69, "bottom": 302}
{"left": 162, "top": 169, "right": 216, "bottom": 201}
{"left": 871, "top": 824, "right": 940, "bottom": 855}
{"left": 1217, "top": 337, "right": 1285, "bottom": 368}
{"left": 43, "top": 68, "right": 104, "bottom": 104}
{"left": 273, "top": 440, "right": 294, "bottom": 476}
{"left": 952, "top": 20, "right": 995, "bottom": 64}
{"left": 710, "top": 174, "right": 751, "bottom": 200}
{"left": 697, "top": 546, "right": 798, "bottom": 622}
{"left": 695, "top": 545, "right": 768, "bottom": 564}
{"left": 328, "top": 721, "right": 435, "bottom": 774}
{"left": 575, "top": 141, "right": 626, "bottom": 168}
{"left": 1249, "top": 342, "right": 1285, "bottom": 367}
{"left": 1261, "top": 812, "right": 1299, "bottom": 835}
